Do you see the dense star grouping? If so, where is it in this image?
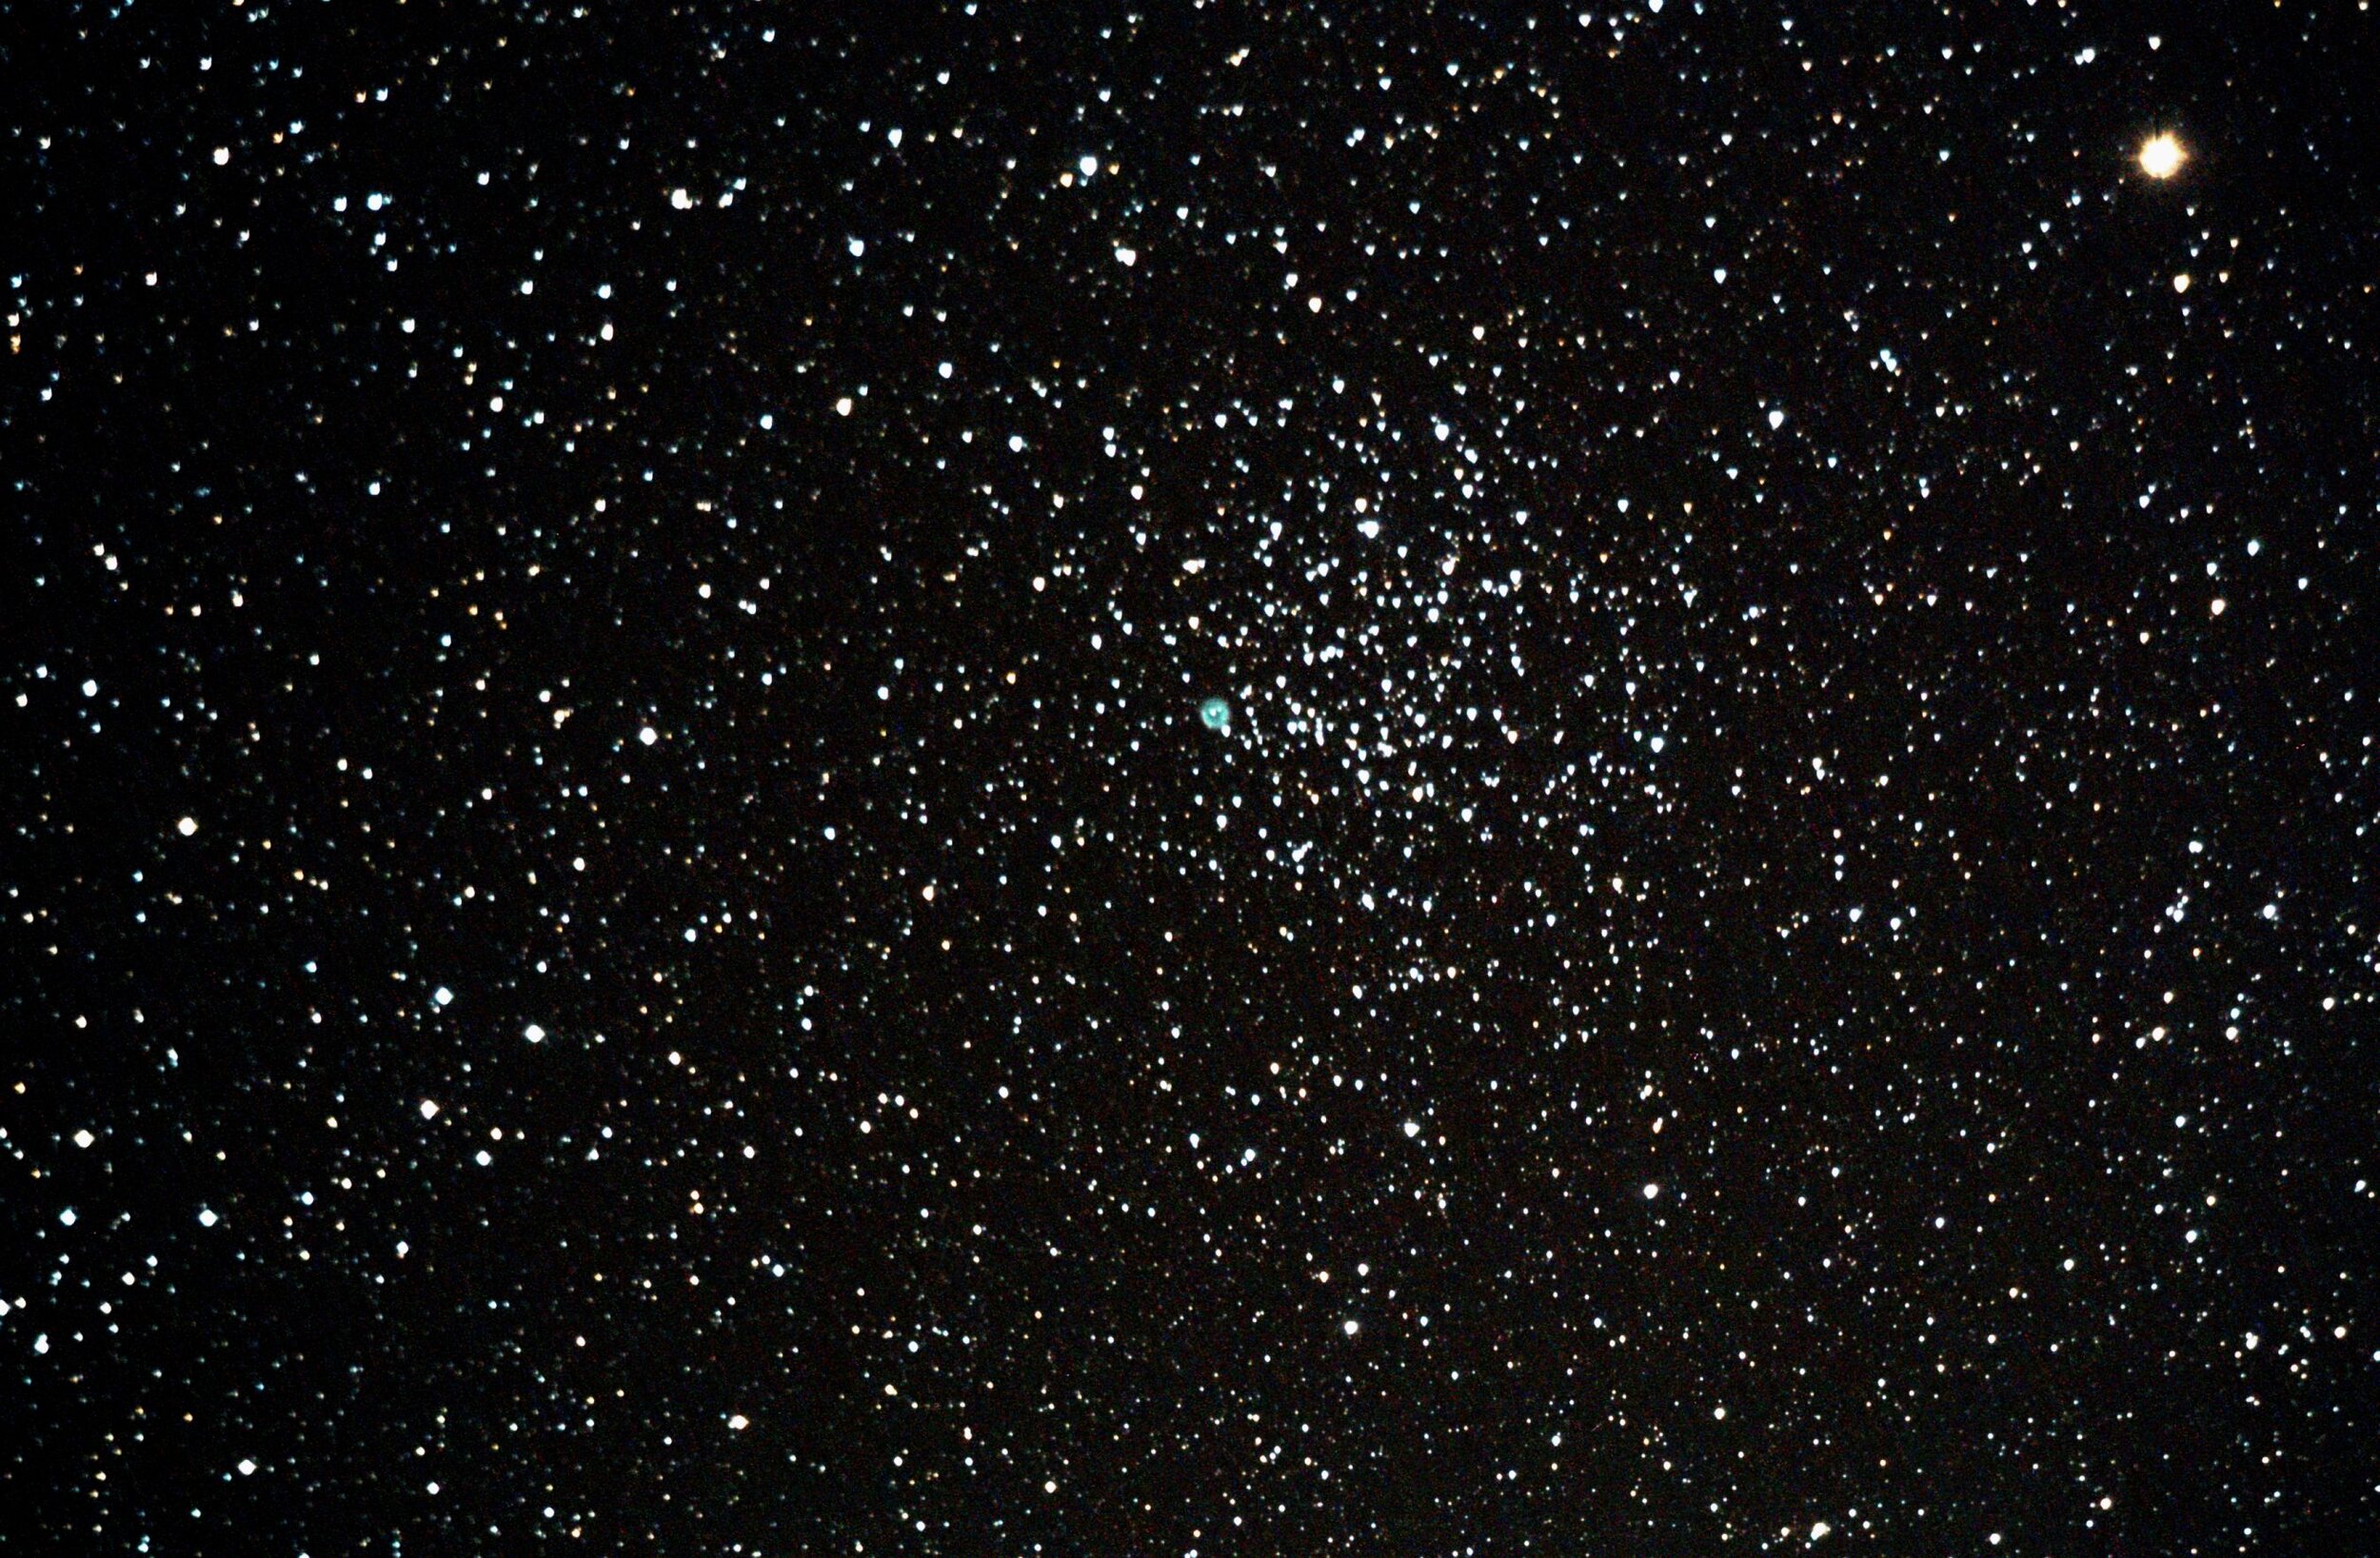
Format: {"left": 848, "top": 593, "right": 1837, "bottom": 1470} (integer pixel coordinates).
{"left": 8, "top": 3, "right": 2378, "bottom": 1553}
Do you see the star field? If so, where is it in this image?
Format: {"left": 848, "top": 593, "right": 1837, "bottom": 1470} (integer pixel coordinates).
{"left": 8, "top": 4, "right": 2378, "bottom": 1554}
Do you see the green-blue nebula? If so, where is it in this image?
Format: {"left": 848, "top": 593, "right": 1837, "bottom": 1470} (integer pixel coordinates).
{"left": 1199, "top": 697, "right": 1231, "bottom": 732}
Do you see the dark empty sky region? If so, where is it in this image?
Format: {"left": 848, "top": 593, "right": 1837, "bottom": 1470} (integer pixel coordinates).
{"left": 8, "top": 3, "right": 2378, "bottom": 1554}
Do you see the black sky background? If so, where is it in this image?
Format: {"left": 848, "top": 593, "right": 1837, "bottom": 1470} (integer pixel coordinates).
{"left": 6, "top": 1, "right": 2377, "bottom": 1553}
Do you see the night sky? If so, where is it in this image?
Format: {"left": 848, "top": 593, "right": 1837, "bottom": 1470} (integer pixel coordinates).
{"left": 9, "top": 3, "right": 2379, "bottom": 1553}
